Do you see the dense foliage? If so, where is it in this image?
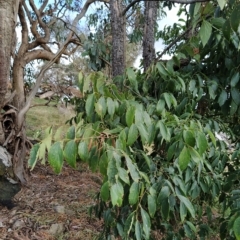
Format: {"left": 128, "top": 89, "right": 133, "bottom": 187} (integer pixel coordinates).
{"left": 29, "top": 0, "right": 240, "bottom": 239}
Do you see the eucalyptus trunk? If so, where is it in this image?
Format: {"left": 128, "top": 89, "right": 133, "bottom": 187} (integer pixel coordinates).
{"left": 142, "top": 1, "right": 158, "bottom": 72}
{"left": 110, "top": 0, "right": 126, "bottom": 77}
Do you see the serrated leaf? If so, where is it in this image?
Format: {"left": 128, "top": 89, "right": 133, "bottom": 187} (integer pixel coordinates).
{"left": 66, "top": 126, "right": 75, "bottom": 139}
{"left": 125, "top": 155, "right": 140, "bottom": 182}
{"left": 126, "top": 106, "right": 135, "bottom": 127}
{"left": 28, "top": 143, "right": 40, "bottom": 170}
{"left": 199, "top": 20, "right": 212, "bottom": 47}
{"left": 48, "top": 142, "right": 63, "bottom": 174}
{"left": 233, "top": 217, "right": 240, "bottom": 240}
{"left": 196, "top": 132, "right": 208, "bottom": 155}
{"left": 141, "top": 207, "right": 151, "bottom": 240}
{"left": 218, "top": 90, "right": 228, "bottom": 106}
{"left": 110, "top": 182, "right": 124, "bottom": 206}
{"left": 85, "top": 93, "right": 95, "bottom": 118}
{"left": 100, "top": 181, "right": 109, "bottom": 201}
{"left": 129, "top": 182, "right": 139, "bottom": 205}
{"left": 63, "top": 140, "right": 77, "bottom": 168}
{"left": 127, "top": 124, "right": 138, "bottom": 146}
{"left": 78, "top": 141, "right": 88, "bottom": 161}
{"left": 107, "top": 97, "right": 115, "bottom": 117}
{"left": 177, "top": 194, "right": 195, "bottom": 218}
{"left": 163, "top": 93, "right": 172, "bottom": 109}
{"left": 183, "top": 130, "right": 195, "bottom": 147}
{"left": 148, "top": 195, "right": 156, "bottom": 218}
{"left": 179, "top": 146, "right": 191, "bottom": 171}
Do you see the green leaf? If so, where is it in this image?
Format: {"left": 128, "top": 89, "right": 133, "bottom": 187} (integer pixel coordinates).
{"left": 129, "top": 182, "right": 139, "bottom": 205}
{"left": 218, "top": 90, "right": 228, "bottom": 106}
{"left": 28, "top": 143, "right": 40, "bottom": 170}
{"left": 118, "top": 167, "right": 130, "bottom": 185}
{"left": 125, "top": 155, "right": 140, "bottom": 182}
{"left": 124, "top": 212, "right": 135, "bottom": 237}
{"left": 183, "top": 130, "right": 195, "bottom": 147}
{"left": 196, "top": 132, "right": 208, "bottom": 155}
{"left": 177, "top": 195, "right": 195, "bottom": 218}
{"left": 99, "top": 152, "right": 108, "bottom": 176}
{"left": 78, "top": 71, "right": 84, "bottom": 92}
{"left": 189, "top": 146, "right": 202, "bottom": 163}
{"left": 207, "top": 130, "right": 216, "bottom": 147}
{"left": 156, "top": 99, "right": 165, "bottom": 114}
{"left": 63, "top": 140, "right": 77, "bottom": 168}
{"left": 107, "top": 97, "right": 115, "bottom": 117}
{"left": 179, "top": 146, "right": 191, "bottom": 171}
{"left": 217, "top": 0, "right": 226, "bottom": 10}
{"left": 148, "top": 195, "right": 156, "bottom": 218}
{"left": 66, "top": 126, "right": 75, "bottom": 139}
{"left": 163, "top": 93, "right": 172, "bottom": 109}
{"left": 230, "top": 4, "right": 240, "bottom": 32}
{"left": 233, "top": 217, "right": 240, "bottom": 240}
{"left": 161, "top": 198, "right": 170, "bottom": 220}
{"left": 127, "top": 124, "right": 138, "bottom": 146}
{"left": 126, "top": 106, "right": 135, "bottom": 127}
{"left": 199, "top": 20, "right": 212, "bottom": 47}
{"left": 85, "top": 93, "right": 95, "bottom": 118}
{"left": 135, "top": 220, "right": 142, "bottom": 240}
{"left": 100, "top": 181, "right": 109, "bottom": 201}
{"left": 141, "top": 207, "right": 151, "bottom": 240}
{"left": 107, "top": 158, "right": 118, "bottom": 184}
{"left": 157, "top": 120, "right": 170, "bottom": 141}
{"left": 137, "top": 123, "right": 148, "bottom": 143}
{"left": 230, "top": 100, "right": 238, "bottom": 115}
{"left": 230, "top": 72, "right": 239, "bottom": 87}
{"left": 156, "top": 62, "right": 168, "bottom": 76}
{"left": 48, "top": 142, "right": 64, "bottom": 174}
{"left": 158, "top": 186, "right": 170, "bottom": 205}
{"left": 78, "top": 141, "right": 88, "bottom": 161}
{"left": 231, "top": 88, "right": 240, "bottom": 105}
{"left": 126, "top": 68, "right": 138, "bottom": 92}
{"left": 110, "top": 182, "right": 124, "bottom": 206}
{"left": 222, "top": 19, "right": 231, "bottom": 40}
{"left": 180, "top": 201, "right": 187, "bottom": 222}
{"left": 95, "top": 96, "right": 107, "bottom": 117}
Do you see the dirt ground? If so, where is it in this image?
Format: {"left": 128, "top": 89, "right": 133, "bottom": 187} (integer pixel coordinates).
{"left": 0, "top": 163, "right": 103, "bottom": 240}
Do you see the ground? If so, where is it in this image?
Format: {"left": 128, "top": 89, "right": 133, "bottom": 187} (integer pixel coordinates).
{"left": 0, "top": 98, "right": 102, "bottom": 240}
{"left": 0, "top": 163, "right": 102, "bottom": 240}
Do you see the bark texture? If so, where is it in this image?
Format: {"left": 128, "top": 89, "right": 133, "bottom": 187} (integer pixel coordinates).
{"left": 0, "top": 0, "right": 18, "bottom": 109}
{"left": 142, "top": 1, "right": 158, "bottom": 72}
{"left": 110, "top": 0, "right": 126, "bottom": 77}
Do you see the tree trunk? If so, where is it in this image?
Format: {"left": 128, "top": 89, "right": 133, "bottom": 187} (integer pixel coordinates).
{"left": 110, "top": 0, "right": 126, "bottom": 77}
{"left": 142, "top": 1, "right": 158, "bottom": 72}
{"left": 0, "top": 0, "right": 18, "bottom": 109}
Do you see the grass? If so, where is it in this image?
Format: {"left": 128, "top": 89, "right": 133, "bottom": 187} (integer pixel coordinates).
{"left": 26, "top": 97, "right": 75, "bottom": 139}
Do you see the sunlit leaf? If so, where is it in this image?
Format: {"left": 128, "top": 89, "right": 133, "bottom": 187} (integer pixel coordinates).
{"left": 110, "top": 182, "right": 124, "bottom": 206}
{"left": 199, "top": 20, "right": 212, "bottom": 47}
{"left": 63, "top": 140, "right": 77, "bottom": 168}
{"left": 28, "top": 143, "right": 40, "bottom": 170}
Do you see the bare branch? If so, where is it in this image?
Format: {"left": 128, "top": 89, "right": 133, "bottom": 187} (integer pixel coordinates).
{"left": 122, "top": 0, "right": 210, "bottom": 16}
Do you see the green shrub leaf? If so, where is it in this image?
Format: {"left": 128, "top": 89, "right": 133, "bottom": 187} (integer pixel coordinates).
{"left": 78, "top": 141, "right": 88, "bottom": 161}
{"left": 110, "top": 182, "right": 124, "bottom": 206}
{"left": 141, "top": 207, "right": 151, "bottom": 239}
{"left": 129, "top": 182, "right": 139, "bottom": 205}
{"left": 127, "top": 124, "right": 138, "bottom": 146}
{"left": 63, "top": 140, "right": 77, "bottom": 168}
{"left": 28, "top": 143, "right": 40, "bottom": 170}
{"left": 100, "top": 181, "right": 109, "bottom": 201}
{"left": 233, "top": 217, "right": 240, "bottom": 240}
{"left": 48, "top": 142, "right": 64, "bottom": 174}
{"left": 179, "top": 146, "right": 191, "bottom": 171}
{"left": 177, "top": 195, "right": 195, "bottom": 218}
{"left": 148, "top": 195, "right": 156, "bottom": 218}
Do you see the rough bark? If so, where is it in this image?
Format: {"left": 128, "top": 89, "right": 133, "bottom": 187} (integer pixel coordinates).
{"left": 142, "top": 1, "right": 158, "bottom": 72}
{"left": 110, "top": 0, "right": 126, "bottom": 77}
{"left": 0, "top": 0, "right": 18, "bottom": 109}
